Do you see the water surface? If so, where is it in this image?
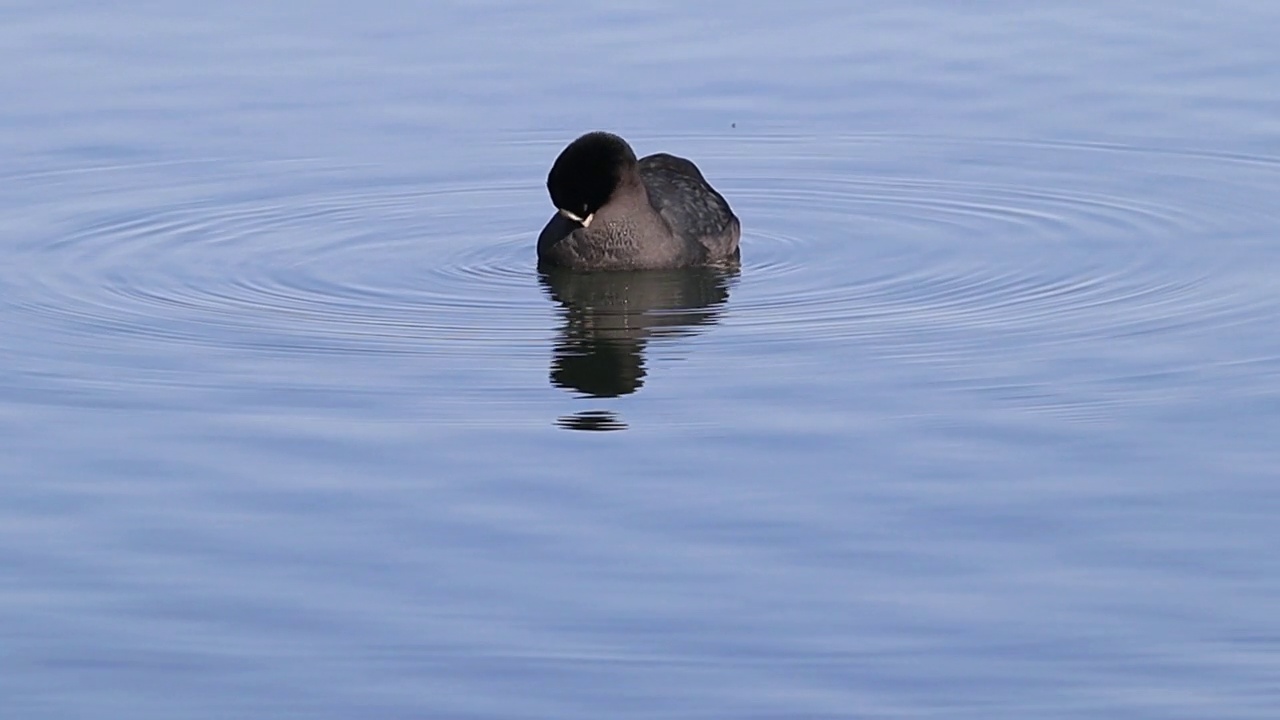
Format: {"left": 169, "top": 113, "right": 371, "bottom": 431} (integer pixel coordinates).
{"left": 3, "top": 2, "right": 1279, "bottom": 718}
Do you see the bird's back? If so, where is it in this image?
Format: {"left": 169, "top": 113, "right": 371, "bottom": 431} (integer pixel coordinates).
{"left": 638, "top": 153, "right": 740, "bottom": 263}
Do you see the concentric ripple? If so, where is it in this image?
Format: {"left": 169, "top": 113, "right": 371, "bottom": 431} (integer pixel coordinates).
{"left": 15, "top": 168, "right": 540, "bottom": 353}
{"left": 668, "top": 133, "right": 1279, "bottom": 422}
{"left": 3, "top": 156, "right": 559, "bottom": 416}
{"left": 707, "top": 135, "right": 1265, "bottom": 336}
{"left": 5, "top": 134, "right": 1279, "bottom": 424}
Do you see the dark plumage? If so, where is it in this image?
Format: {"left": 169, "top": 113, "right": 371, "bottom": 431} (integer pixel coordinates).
{"left": 537, "top": 132, "right": 741, "bottom": 271}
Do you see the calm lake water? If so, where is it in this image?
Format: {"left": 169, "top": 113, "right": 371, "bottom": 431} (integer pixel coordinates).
{"left": 3, "top": 2, "right": 1279, "bottom": 718}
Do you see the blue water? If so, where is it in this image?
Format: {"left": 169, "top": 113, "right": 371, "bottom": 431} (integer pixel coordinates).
{"left": 3, "top": 2, "right": 1280, "bottom": 718}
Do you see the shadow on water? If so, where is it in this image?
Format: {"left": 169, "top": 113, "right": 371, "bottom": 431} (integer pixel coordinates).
{"left": 538, "top": 265, "right": 737, "bottom": 429}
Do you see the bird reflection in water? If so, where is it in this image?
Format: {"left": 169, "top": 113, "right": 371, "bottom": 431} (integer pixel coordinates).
{"left": 538, "top": 265, "right": 737, "bottom": 429}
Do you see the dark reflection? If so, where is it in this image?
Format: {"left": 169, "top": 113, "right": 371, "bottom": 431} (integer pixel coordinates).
{"left": 538, "top": 264, "right": 737, "bottom": 398}
{"left": 556, "top": 410, "right": 628, "bottom": 432}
